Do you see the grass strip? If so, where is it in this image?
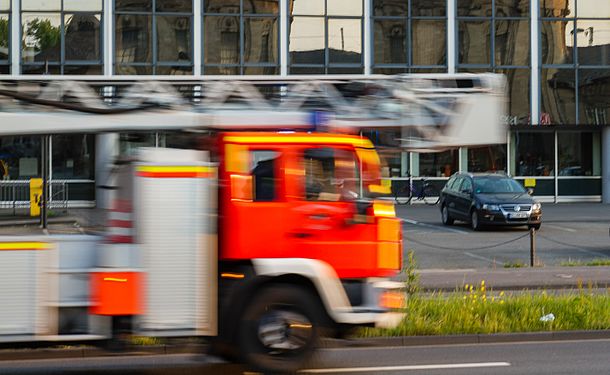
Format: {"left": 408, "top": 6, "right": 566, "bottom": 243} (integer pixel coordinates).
{"left": 360, "top": 284, "right": 610, "bottom": 337}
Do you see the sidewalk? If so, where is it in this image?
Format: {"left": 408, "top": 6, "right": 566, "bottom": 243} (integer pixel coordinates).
{"left": 416, "top": 266, "right": 610, "bottom": 291}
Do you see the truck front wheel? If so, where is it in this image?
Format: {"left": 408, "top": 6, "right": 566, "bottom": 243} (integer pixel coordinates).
{"left": 238, "top": 285, "right": 324, "bottom": 373}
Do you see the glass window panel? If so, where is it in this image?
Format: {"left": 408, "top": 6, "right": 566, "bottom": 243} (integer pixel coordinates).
{"left": 374, "top": 20, "right": 406, "bottom": 64}
{"left": 63, "top": 64, "right": 103, "bottom": 74}
{"left": 412, "top": 0, "right": 446, "bottom": 17}
{"left": 372, "top": 0, "right": 407, "bottom": 16}
{"left": 540, "top": 20, "right": 574, "bottom": 65}
{"left": 0, "top": 0, "right": 10, "bottom": 10}
{"left": 327, "top": 0, "right": 362, "bottom": 16}
{"left": 243, "top": 0, "right": 279, "bottom": 15}
{"left": 0, "top": 136, "right": 42, "bottom": 179}
{"left": 498, "top": 68, "right": 530, "bottom": 125}
{"left": 515, "top": 132, "right": 554, "bottom": 176}
{"left": 412, "top": 19, "right": 446, "bottom": 66}
{"left": 558, "top": 132, "right": 595, "bottom": 176}
{"left": 115, "top": 0, "right": 152, "bottom": 12}
{"left": 22, "top": 13, "right": 61, "bottom": 63}
{"left": 243, "top": 66, "right": 278, "bottom": 75}
{"left": 52, "top": 135, "right": 95, "bottom": 179}
{"left": 541, "top": 68, "right": 576, "bottom": 125}
{"left": 327, "top": 67, "right": 363, "bottom": 74}
{"left": 64, "top": 14, "right": 101, "bottom": 61}
{"left": 114, "top": 65, "right": 153, "bottom": 74}
{"left": 156, "top": 0, "right": 192, "bottom": 12}
{"left": 22, "top": 0, "right": 61, "bottom": 11}
{"left": 578, "top": 69, "right": 610, "bottom": 125}
{"left": 418, "top": 150, "right": 458, "bottom": 177}
{"left": 204, "top": 15, "right": 239, "bottom": 64}
{"left": 204, "top": 0, "right": 239, "bottom": 13}
{"left": 496, "top": 0, "right": 529, "bottom": 17}
{"left": 244, "top": 17, "right": 278, "bottom": 63}
{"left": 467, "top": 145, "right": 507, "bottom": 173}
{"left": 328, "top": 18, "right": 361, "bottom": 64}
{"left": 203, "top": 65, "right": 240, "bottom": 75}
{"left": 251, "top": 150, "right": 278, "bottom": 201}
{"left": 372, "top": 67, "right": 409, "bottom": 74}
{"left": 457, "top": 0, "right": 492, "bottom": 17}
{"left": 495, "top": 20, "right": 529, "bottom": 66}
{"left": 458, "top": 20, "right": 491, "bottom": 65}
{"left": 289, "top": 16, "right": 324, "bottom": 65}
{"left": 155, "top": 65, "right": 193, "bottom": 75}
{"left": 21, "top": 64, "right": 61, "bottom": 74}
{"left": 410, "top": 67, "right": 448, "bottom": 73}
{"left": 64, "top": 0, "right": 102, "bottom": 12}
{"left": 0, "top": 65, "right": 9, "bottom": 74}
{"left": 577, "top": 0, "right": 610, "bottom": 18}
{"left": 291, "top": 0, "right": 324, "bottom": 16}
{"left": 289, "top": 66, "right": 324, "bottom": 74}
{"left": 0, "top": 15, "right": 8, "bottom": 60}
{"left": 156, "top": 15, "right": 191, "bottom": 62}
{"left": 575, "top": 20, "right": 610, "bottom": 65}
{"left": 115, "top": 14, "right": 152, "bottom": 64}
{"left": 540, "top": 1, "right": 574, "bottom": 18}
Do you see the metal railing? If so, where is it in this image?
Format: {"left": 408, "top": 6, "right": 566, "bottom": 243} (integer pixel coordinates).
{"left": 0, "top": 180, "right": 95, "bottom": 216}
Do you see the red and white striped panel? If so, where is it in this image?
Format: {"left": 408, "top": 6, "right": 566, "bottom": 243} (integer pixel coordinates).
{"left": 107, "top": 199, "right": 133, "bottom": 244}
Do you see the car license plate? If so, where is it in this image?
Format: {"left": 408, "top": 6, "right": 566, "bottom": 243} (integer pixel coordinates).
{"left": 510, "top": 212, "right": 528, "bottom": 219}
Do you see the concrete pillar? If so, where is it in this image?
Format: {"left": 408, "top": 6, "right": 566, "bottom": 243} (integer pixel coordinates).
{"left": 95, "top": 133, "right": 119, "bottom": 210}
{"left": 602, "top": 127, "right": 610, "bottom": 203}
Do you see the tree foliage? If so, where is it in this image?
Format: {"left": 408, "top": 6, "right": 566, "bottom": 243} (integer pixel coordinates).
{"left": 25, "top": 18, "right": 60, "bottom": 52}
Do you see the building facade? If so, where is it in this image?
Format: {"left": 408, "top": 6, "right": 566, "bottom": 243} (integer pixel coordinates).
{"left": 0, "top": 0, "right": 609, "bottom": 205}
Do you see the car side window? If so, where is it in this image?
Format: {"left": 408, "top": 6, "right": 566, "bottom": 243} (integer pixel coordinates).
{"left": 449, "top": 177, "right": 463, "bottom": 192}
{"left": 460, "top": 178, "right": 473, "bottom": 193}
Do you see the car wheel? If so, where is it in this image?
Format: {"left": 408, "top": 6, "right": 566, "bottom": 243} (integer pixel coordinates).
{"left": 470, "top": 210, "right": 482, "bottom": 231}
{"left": 441, "top": 205, "right": 454, "bottom": 225}
{"left": 529, "top": 223, "right": 541, "bottom": 230}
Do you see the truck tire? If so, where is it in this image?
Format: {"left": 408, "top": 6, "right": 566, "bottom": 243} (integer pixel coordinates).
{"left": 238, "top": 285, "right": 324, "bottom": 373}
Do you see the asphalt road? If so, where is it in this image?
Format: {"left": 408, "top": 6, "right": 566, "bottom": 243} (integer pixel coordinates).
{"left": 2, "top": 339, "right": 609, "bottom": 374}
{"left": 396, "top": 203, "right": 610, "bottom": 269}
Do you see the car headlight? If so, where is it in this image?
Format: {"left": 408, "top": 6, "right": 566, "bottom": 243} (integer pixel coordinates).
{"left": 532, "top": 202, "right": 541, "bottom": 211}
{"left": 482, "top": 204, "right": 500, "bottom": 211}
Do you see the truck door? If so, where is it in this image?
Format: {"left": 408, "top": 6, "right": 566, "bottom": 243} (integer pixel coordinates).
{"left": 288, "top": 146, "right": 378, "bottom": 279}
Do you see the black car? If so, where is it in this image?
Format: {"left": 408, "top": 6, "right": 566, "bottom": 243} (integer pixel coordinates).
{"left": 439, "top": 173, "right": 542, "bottom": 231}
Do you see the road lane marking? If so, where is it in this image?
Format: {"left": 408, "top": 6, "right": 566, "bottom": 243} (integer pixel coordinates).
{"left": 463, "top": 252, "right": 499, "bottom": 265}
{"left": 300, "top": 362, "right": 511, "bottom": 373}
{"left": 403, "top": 219, "right": 470, "bottom": 234}
{"left": 546, "top": 224, "right": 577, "bottom": 233}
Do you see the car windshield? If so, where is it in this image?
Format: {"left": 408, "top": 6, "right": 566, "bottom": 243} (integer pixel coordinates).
{"left": 474, "top": 177, "right": 526, "bottom": 194}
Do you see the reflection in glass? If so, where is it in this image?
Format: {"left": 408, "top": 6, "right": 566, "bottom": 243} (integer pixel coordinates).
{"left": 412, "top": 0, "right": 446, "bottom": 17}
{"left": 495, "top": 20, "right": 529, "bottom": 66}
{"left": 62, "top": 65, "right": 102, "bottom": 74}
{"left": 577, "top": 0, "right": 610, "bottom": 18}
{"left": 22, "top": 64, "right": 61, "bottom": 74}
{"left": 327, "top": 67, "right": 363, "bottom": 74}
{"left": 374, "top": 20, "right": 407, "bottom": 64}
{"left": 327, "top": 0, "right": 362, "bottom": 16}
{"left": 496, "top": 0, "right": 529, "bottom": 17}
{"left": 373, "top": 67, "right": 409, "bottom": 75}
{"left": 114, "top": 65, "right": 153, "bottom": 74}
{"left": 204, "top": 15, "right": 239, "bottom": 64}
{"left": 243, "top": 0, "right": 279, "bottom": 14}
{"left": 579, "top": 69, "right": 610, "bottom": 125}
{"left": 0, "top": 136, "right": 42, "bottom": 179}
{"left": 244, "top": 17, "right": 278, "bottom": 63}
{"left": 52, "top": 135, "right": 95, "bottom": 180}
{"left": 514, "top": 133, "right": 554, "bottom": 177}
{"left": 156, "top": 0, "right": 192, "bottom": 12}
{"left": 64, "top": 0, "right": 102, "bottom": 12}
{"left": 22, "top": 0, "right": 61, "bottom": 11}
{"left": 291, "top": 0, "right": 324, "bottom": 16}
{"left": 0, "top": 15, "right": 8, "bottom": 60}
{"left": 0, "top": 65, "right": 8, "bottom": 74}
{"left": 243, "top": 66, "right": 279, "bottom": 75}
{"left": 0, "top": 0, "right": 9, "bottom": 11}
{"left": 575, "top": 20, "right": 610, "bottom": 65}
{"left": 155, "top": 66, "right": 193, "bottom": 75}
{"left": 458, "top": 20, "right": 491, "bottom": 65}
{"left": 115, "top": 0, "right": 152, "bottom": 12}
{"left": 289, "top": 66, "right": 324, "bottom": 74}
{"left": 540, "top": 20, "right": 574, "bottom": 65}
{"left": 373, "top": 0, "right": 407, "bottom": 16}
{"left": 557, "top": 132, "right": 597, "bottom": 176}
{"left": 204, "top": 0, "right": 239, "bottom": 13}
{"left": 497, "top": 69, "right": 530, "bottom": 125}
{"left": 412, "top": 20, "right": 446, "bottom": 65}
{"left": 541, "top": 68, "right": 576, "bottom": 125}
{"left": 457, "top": 0, "right": 492, "bottom": 17}
{"left": 540, "top": 0, "right": 573, "bottom": 18}
{"left": 156, "top": 16, "right": 191, "bottom": 62}
{"left": 115, "top": 15, "right": 152, "bottom": 65}
{"left": 289, "top": 17, "right": 324, "bottom": 65}
{"left": 22, "top": 14, "right": 61, "bottom": 63}
{"left": 65, "top": 14, "right": 101, "bottom": 61}
{"left": 468, "top": 145, "right": 507, "bottom": 173}
{"left": 328, "top": 19, "right": 361, "bottom": 64}
{"left": 418, "top": 150, "right": 458, "bottom": 177}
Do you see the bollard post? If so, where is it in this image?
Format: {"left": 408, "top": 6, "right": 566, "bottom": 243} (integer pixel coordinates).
{"left": 530, "top": 227, "right": 536, "bottom": 267}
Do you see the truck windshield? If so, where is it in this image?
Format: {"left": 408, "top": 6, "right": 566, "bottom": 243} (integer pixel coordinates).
{"left": 304, "top": 147, "right": 360, "bottom": 202}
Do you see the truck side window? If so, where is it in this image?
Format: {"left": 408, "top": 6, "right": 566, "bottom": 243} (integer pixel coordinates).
{"left": 251, "top": 150, "right": 279, "bottom": 201}
{"left": 304, "top": 148, "right": 359, "bottom": 202}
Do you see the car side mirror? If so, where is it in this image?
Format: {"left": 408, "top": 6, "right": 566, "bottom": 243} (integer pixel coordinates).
{"left": 461, "top": 189, "right": 472, "bottom": 196}
{"left": 527, "top": 188, "right": 534, "bottom": 195}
